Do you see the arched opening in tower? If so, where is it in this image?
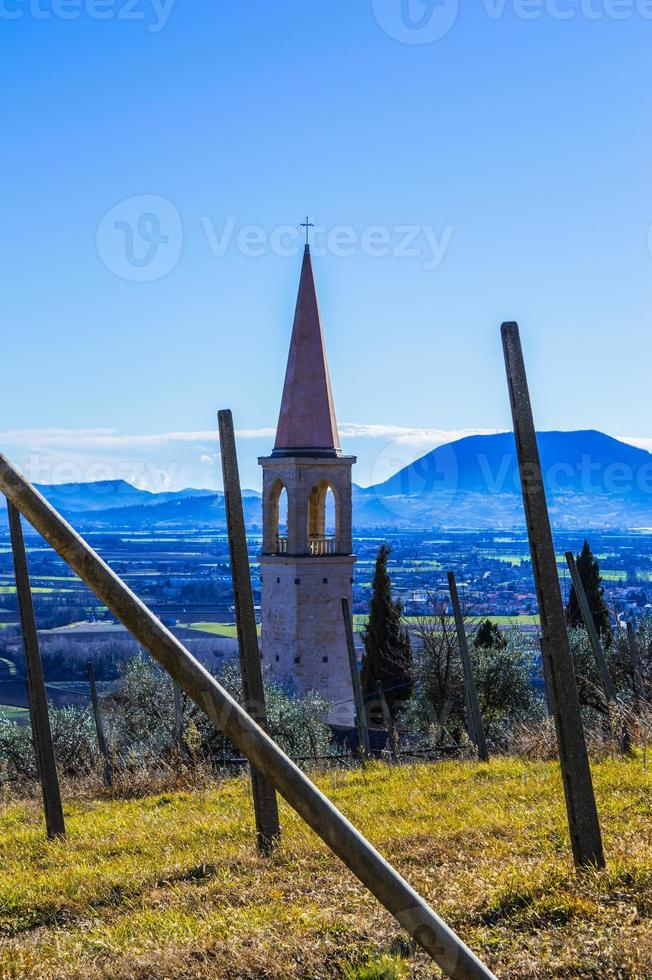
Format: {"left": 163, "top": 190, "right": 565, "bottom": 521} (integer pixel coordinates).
{"left": 270, "top": 479, "right": 288, "bottom": 554}
{"left": 307, "top": 480, "right": 338, "bottom": 555}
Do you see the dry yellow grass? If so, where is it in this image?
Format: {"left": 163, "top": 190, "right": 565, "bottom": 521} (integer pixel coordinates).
{"left": 0, "top": 757, "right": 651, "bottom": 978}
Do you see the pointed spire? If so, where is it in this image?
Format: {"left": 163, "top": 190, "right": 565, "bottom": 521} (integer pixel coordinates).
{"left": 273, "top": 246, "right": 341, "bottom": 457}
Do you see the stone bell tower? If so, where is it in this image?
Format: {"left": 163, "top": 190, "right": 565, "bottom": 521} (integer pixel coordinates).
{"left": 259, "top": 244, "right": 356, "bottom": 724}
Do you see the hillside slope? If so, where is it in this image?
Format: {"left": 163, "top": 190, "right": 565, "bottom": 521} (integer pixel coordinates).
{"left": 1, "top": 759, "right": 650, "bottom": 979}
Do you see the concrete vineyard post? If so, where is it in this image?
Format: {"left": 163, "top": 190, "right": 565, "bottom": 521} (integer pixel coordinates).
{"left": 7, "top": 501, "right": 65, "bottom": 839}
{"left": 447, "top": 571, "right": 489, "bottom": 763}
{"left": 626, "top": 622, "right": 645, "bottom": 703}
{"left": 218, "top": 409, "right": 280, "bottom": 853}
{"left": 87, "top": 659, "right": 113, "bottom": 788}
{"left": 565, "top": 551, "right": 628, "bottom": 753}
{"left": 501, "top": 321, "right": 604, "bottom": 869}
{"left": 342, "top": 597, "right": 372, "bottom": 759}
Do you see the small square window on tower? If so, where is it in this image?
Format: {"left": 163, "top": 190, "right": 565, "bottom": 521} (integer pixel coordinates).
{"left": 294, "top": 577, "right": 300, "bottom": 585}
{"left": 322, "top": 656, "right": 328, "bottom": 663}
{"left": 294, "top": 656, "right": 301, "bottom": 664}
{"left": 322, "top": 577, "right": 328, "bottom": 584}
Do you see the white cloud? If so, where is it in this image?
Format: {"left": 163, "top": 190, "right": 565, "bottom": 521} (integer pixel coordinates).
{"left": 339, "top": 423, "right": 501, "bottom": 446}
{"left": 619, "top": 436, "right": 652, "bottom": 453}
{"left": 2, "top": 424, "right": 647, "bottom": 493}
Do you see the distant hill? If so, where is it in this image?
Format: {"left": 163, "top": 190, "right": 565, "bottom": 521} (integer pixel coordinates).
{"left": 359, "top": 430, "right": 652, "bottom": 529}
{"left": 34, "top": 480, "right": 236, "bottom": 513}
{"left": 2, "top": 431, "right": 649, "bottom": 532}
{"left": 65, "top": 492, "right": 263, "bottom": 531}
{"left": 0, "top": 480, "right": 262, "bottom": 531}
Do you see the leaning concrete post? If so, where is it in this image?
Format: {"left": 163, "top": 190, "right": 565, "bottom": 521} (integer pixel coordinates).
{"left": 565, "top": 551, "right": 628, "bottom": 754}
{"left": 218, "top": 409, "right": 280, "bottom": 854}
{"left": 342, "top": 597, "right": 372, "bottom": 759}
{"left": 626, "top": 622, "right": 645, "bottom": 703}
{"left": 378, "top": 680, "right": 400, "bottom": 761}
{"left": 565, "top": 552, "right": 617, "bottom": 702}
{"left": 501, "top": 322, "right": 604, "bottom": 869}
{"left": 7, "top": 502, "right": 65, "bottom": 839}
{"left": 173, "top": 682, "right": 188, "bottom": 758}
{"left": 447, "top": 572, "right": 489, "bottom": 763}
{"left": 87, "top": 660, "right": 112, "bottom": 788}
{"left": 0, "top": 453, "right": 495, "bottom": 980}
{"left": 540, "top": 638, "right": 556, "bottom": 717}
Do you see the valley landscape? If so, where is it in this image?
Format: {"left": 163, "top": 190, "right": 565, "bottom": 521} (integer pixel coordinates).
{"left": 5, "top": 5, "right": 652, "bottom": 976}
{"left": 1, "top": 429, "right": 651, "bottom": 718}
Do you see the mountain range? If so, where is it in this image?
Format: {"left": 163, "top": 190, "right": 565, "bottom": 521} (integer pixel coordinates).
{"left": 2, "top": 430, "right": 650, "bottom": 531}
{"left": 355, "top": 430, "right": 652, "bottom": 529}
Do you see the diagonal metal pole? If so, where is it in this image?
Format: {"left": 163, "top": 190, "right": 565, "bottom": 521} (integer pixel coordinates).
{"left": 501, "top": 321, "right": 604, "bottom": 869}
{"left": 626, "top": 622, "right": 645, "bottom": 703}
{"left": 7, "top": 502, "right": 65, "bottom": 839}
{"left": 87, "top": 659, "right": 113, "bottom": 788}
{"left": 0, "top": 454, "right": 495, "bottom": 980}
{"left": 218, "top": 409, "right": 280, "bottom": 853}
{"left": 447, "top": 572, "right": 489, "bottom": 763}
{"left": 342, "top": 597, "right": 371, "bottom": 759}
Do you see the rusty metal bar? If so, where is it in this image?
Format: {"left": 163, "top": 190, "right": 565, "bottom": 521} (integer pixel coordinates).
{"left": 0, "top": 451, "right": 494, "bottom": 979}
{"left": 218, "top": 409, "right": 280, "bottom": 853}
{"left": 7, "top": 502, "right": 65, "bottom": 839}
{"left": 501, "top": 321, "right": 604, "bottom": 869}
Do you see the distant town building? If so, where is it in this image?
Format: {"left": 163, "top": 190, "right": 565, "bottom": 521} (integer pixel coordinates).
{"left": 259, "top": 245, "right": 355, "bottom": 723}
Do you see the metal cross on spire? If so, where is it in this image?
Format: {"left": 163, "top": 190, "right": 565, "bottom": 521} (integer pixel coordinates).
{"left": 300, "top": 215, "right": 315, "bottom": 248}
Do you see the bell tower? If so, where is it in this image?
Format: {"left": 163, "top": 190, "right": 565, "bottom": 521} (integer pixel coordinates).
{"left": 259, "top": 244, "right": 356, "bottom": 724}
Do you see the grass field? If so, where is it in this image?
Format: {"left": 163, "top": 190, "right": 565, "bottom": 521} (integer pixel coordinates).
{"left": 190, "top": 622, "right": 256, "bottom": 638}
{"left": 0, "top": 705, "right": 29, "bottom": 721}
{"left": 1, "top": 757, "right": 651, "bottom": 978}
{"left": 191, "top": 617, "right": 541, "bottom": 638}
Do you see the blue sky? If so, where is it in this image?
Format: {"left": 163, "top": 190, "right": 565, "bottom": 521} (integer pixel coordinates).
{"left": 1, "top": 1, "right": 651, "bottom": 490}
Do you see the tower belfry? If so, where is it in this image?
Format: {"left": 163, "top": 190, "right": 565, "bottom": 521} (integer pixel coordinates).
{"left": 259, "top": 244, "right": 356, "bottom": 723}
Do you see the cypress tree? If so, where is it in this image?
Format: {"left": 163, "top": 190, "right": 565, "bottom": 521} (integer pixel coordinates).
{"left": 360, "top": 544, "right": 412, "bottom": 716}
{"left": 566, "top": 539, "right": 612, "bottom": 642}
{"left": 474, "top": 618, "right": 507, "bottom": 651}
